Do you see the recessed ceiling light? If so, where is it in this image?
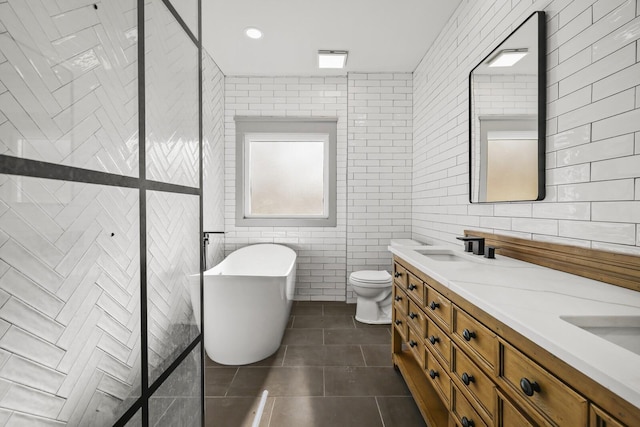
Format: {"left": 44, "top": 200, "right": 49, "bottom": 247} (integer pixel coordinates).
{"left": 318, "top": 50, "right": 348, "bottom": 69}
{"left": 245, "top": 27, "right": 263, "bottom": 40}
{"left": 487, "top": 49, "right": 528, "bottom": 67}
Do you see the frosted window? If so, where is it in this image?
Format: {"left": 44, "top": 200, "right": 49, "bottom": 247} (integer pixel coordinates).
{"left": 246, "top": 135, "right": 327, "bottom": 217}
{"left": 235, "top": 118, "right": 337, "bottom": 227}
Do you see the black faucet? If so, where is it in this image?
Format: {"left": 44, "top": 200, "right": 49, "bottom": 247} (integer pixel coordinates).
{"left": 456, "top": 236, "right": 485, "bottom": 255}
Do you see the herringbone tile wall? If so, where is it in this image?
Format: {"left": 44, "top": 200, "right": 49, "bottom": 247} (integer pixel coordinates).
{"left": 0, "top": 0, "right": 139, "bottom": 176}
{"left": 146, "top": 190, "right": 199, "bottom": 384}
{"left": 202, "top": 51, "right": 225, "bottom": 234}
{"left": 145, "top": 0, "right": 199, "bottom": 188}
{"left": 0, "top": 174, "right": 141, "bottom": 426}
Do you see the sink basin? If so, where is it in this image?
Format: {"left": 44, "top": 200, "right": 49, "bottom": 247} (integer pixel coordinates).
{"left": 561, "top": 315, "right": 640, "bottom": 356}
{"left": 414, "top": 248, "right": 465, "bottom": 262}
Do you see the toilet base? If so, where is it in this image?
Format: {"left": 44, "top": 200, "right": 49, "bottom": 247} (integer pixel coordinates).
{"left": 354, "top": 294, "right": 392, "bottom": 325}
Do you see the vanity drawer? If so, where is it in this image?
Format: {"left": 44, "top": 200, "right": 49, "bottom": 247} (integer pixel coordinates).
{"left": 393, "top": 285, "right": 408, "bottom": 315}
{"left": 393, "top": 308, "right": 407, "bottom": 341}
{"left": 408, "top": 299, "right": 427, "bottom": 338}
{"left": 407, "top": 325, "right": 425, "bottom": 367}
{"left": 425, "top": 285, "right": 451, "bottom": 332}
{"left": 500, "top": 341, "right": 588, "bottom": 427}
{"left": 407, "top": 273, "right": 425, "bottom": 305}
{"left": 451, "top": 384, "right": 489, "bottom": 427}
{"left": 393, "top": 262, "right": 408, "bottom": 288}
{"left": 425, "top": 348, "right": 450, "bottom": 408}
{"left": 425, "top": 316, "right": 451, "bottom": 368}
{"left": 451, "top": 344, "right": 495, "bottom": 423}
{"left": 590, "top": 404, "right": 625, "bottom": 427}
{"left": 452, "top": 306, "right": 497, "bottom": 371}
{"left": 496, "top": 389, "right": 536, "bottom": 427}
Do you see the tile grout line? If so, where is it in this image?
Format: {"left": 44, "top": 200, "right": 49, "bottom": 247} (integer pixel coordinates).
{"left": 374, "top": 396, "right": 386, "bottom": 427}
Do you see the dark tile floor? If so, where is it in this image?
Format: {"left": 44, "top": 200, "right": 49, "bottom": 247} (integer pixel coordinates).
{"left": 205, "top": 301, "right": 427, "bottom": 427}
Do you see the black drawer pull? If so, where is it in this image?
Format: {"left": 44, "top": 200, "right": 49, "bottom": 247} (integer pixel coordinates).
{"left": 461, "top": 416, "right": 474, "bottom": 427}
{"left": 409, "top": 340, "right": 418, "bottom": 348}
{"left": 395, "top": 319, "right": 402, "bottom": 326}
{"left": 462, "top": 372, "right": 475, "bottom": 386}
{"left": 394, "top": 272, "right": 402, "bottom": 278}
{"left": 394, "top": 295, "right": 402, "bottom": 301}
{"left": 409, "top": 312, "right": 418, "bottom": 320}
{"left": 462, "top": 329, "right": 476, "bottom": 341}
{"left": 428, "top": 369, "right": 438, "bottom": 379}
{"left": 429, "top": 335, "right": 439, "bottom": 345}
{"left": 429, "top": 301, "right": 440, "bottom": 310}
{"left": 408, "top": 284, "right": 417, "bottom": 291}
{"left": 520, "top": 377, "right": 540, "bottom": 396}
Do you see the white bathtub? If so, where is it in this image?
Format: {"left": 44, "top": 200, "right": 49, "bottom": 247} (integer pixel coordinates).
{"left": 198, "top": 244, "right": 297, "bottom": 365}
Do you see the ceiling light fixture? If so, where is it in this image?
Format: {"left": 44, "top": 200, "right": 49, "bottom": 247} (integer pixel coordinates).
{"left": 487, "top": 48, "right": 528, "bottom": 67}
{"left": 318, "top": 50, "right": 348, "bottom": 69}
{"left": 245, "top": 27, "right": 263, "bottom": 40}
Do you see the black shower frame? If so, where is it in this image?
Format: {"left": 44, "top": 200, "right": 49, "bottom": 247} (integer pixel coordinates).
{"left": 0, "top": 0, "right": 206, "bottom": 425}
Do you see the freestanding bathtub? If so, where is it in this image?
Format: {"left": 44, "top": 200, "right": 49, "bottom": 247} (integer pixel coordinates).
{"left": 197, "top": 243, "right": 297, "bottom": 365}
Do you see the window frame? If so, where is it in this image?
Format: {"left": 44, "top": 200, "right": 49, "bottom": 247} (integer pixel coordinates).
{"left": 235, "top": 117, "right": 338, "bottom": 227}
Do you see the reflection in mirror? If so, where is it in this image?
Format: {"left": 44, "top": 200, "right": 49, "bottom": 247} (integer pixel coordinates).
{"left": 469, "top": 11, "right": 546, "bottom": 203}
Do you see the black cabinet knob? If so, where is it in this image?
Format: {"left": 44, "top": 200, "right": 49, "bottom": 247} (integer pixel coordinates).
{"left": 395, "top": 319, "right": 402, "bottom": 326}
{"left": 408, "top": 284, "right": 417, "bottom": 291}
{"left": 462, "top": 372, "right": 475, "bottom": 386}
{"left": 409, "top": 312, "right": 418, "bottom": 320}
{"left": 429, "top": 369, "right": 438, "bottom": 379}
{"left": 429, "top": 301, "right": 440, "bottom": 310}
{"left": 462, "top": 329, "right": 476, "bottom": 341}
{"left": 394, "top": 272, "right": 401, "bottom": 278}
{"left": 394, "top": 295, "right": 402, "bottom": 301}
{"left": 520, "top": 378, "right": 540, "bottom": 396}
{"left": 461, "top": 416, "right": 474, "bottom": 427}
{"left": 409, "top": 340, "right": 418, "bottom": 348}
{"left": 429, "top": 335, "right": 439, "bottom": 345}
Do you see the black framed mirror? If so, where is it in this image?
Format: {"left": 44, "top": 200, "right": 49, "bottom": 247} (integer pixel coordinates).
{"left": 469, "top": 11, "right": 546, "bottom": 203}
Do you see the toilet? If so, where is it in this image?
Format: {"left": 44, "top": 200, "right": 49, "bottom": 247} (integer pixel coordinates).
{"left": 349, "top": 239, "right": 423, "bottom": 324}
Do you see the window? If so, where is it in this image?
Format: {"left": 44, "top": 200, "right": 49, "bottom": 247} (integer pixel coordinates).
{"left": 235, "top": 117, "right": 337, "bottom": 227}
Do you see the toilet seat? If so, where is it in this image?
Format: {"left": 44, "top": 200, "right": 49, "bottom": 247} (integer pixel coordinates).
{"left": 349, "top": 270, "right": 392, "bottom": 287}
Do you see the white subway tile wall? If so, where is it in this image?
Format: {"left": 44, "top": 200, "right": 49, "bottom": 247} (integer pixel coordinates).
{"left": 224, "top": 76, "right": 349, "bottom": 300}
{"left": 346, "top": 73, "right": 412, "bottom": 302}
{"left": 412, "top": 0, "right": 640, "bottom": 255}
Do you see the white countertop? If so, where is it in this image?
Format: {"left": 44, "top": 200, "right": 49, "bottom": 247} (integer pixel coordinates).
{"left": 389, "top": 245, "right": 640, "bottom": 409}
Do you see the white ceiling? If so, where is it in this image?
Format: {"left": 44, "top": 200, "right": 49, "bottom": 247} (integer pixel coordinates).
{"left": 201, "top": 0, "right": 462, "bottom": 76}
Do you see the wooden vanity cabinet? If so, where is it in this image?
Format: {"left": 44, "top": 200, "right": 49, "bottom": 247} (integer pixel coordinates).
{"left": 391, "top": 254, "right": 640, "bottom": 427}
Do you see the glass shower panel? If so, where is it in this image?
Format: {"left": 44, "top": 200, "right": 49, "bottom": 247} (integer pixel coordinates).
{"left": 146, "top": 190, "right": 199, "bottom": 384}
{"left": 0, "top": 1, "right": 139, "bottom": 175}
{"left": 0, "top": 174, "right": 141, "bottom": 425}
{"left": 125, "top": 409, "right": 142, "bottom": 427}
{"left": 149, "top": 343, "right": 202, "bottom": 426}
{"left": 167, "top": 0, "right": 199, "bottom": 38}
{"left": 145, "top": 0, "right": 199, "bottom": 188}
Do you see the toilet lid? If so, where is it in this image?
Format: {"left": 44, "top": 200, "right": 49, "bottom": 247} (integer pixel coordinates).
{"left": 350, "top": 270, "right": 392, "bottom": 284}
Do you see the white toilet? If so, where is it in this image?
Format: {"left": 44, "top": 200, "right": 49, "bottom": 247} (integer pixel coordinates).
{"left": 350, "top": 239, "right": 423, "bottom": 324}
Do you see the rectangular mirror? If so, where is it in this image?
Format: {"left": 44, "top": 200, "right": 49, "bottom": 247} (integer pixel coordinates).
{"left": 469, "top": 11, "right": 546, "bottom": 203}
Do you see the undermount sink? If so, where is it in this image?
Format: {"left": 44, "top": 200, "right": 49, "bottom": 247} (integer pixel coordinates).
{"left": 414, "top": 248, "right": 465, "bottom": 262}
{"left": 561, "top": 315, "right": 640, "bottom": 356}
